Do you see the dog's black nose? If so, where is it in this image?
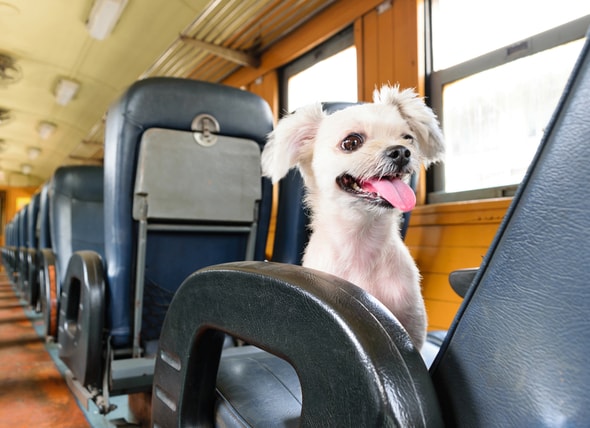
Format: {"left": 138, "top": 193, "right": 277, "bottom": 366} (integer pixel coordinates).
{"left": 387, "top": 145, "right": 411, "bottom": 167}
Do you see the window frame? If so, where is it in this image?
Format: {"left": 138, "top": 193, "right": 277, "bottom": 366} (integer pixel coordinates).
{"left": 427, "top": 10, "right": 590, "bottom": 203}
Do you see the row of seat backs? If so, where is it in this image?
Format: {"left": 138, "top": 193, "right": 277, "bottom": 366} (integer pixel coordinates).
{"left": 4, "top": 78, "right": 274, "bottom": 359}
{"left": 0, "top": 164, "right": 102, "bottom": 314}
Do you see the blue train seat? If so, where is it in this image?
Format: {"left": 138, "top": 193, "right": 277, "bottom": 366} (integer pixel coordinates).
{"left": 59, "top": 77, "right": 273, "bottom": 414}
{"left": 37, "top": 182, "right": 58, "bottom": 337}
{"left": 52, "top": 166, "right": 105, "bottom": 387}
{"left": 37, "top": 166, "right": 104, "bottom": 341}
{"left": 151, "top": 32, "right": 590, "bottom": 428}
{"left": 24, "top": 191, "right": 41, "bottom": 307}
{"left": 2, "top": 211, "right": 18, "bottom": 283}
{"left": 16, "top": 203, "right": 29, "bottom": 295}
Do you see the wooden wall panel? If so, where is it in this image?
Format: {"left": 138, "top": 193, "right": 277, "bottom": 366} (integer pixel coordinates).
{"left": 244, "top": 70, "right": 279, "bottom": 124}
{"left": 406, "top": 198, "right": 512, "bottom": 330}
{"left": 356, "top": 0, "right": 422, "bottom": 101}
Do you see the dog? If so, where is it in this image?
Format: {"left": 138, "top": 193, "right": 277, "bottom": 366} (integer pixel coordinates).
{"left": 261, "top": 84, "right": 444, "bottom": 350}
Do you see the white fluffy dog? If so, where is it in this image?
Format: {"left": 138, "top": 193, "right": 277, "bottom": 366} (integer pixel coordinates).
{"left": 261, "top": 85, "right": 444, "bottom": 349}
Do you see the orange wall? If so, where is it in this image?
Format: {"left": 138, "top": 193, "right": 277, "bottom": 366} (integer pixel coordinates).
{"left": 1, "top": 186, "right": 37, "bottom": 247}
{"left": 355, "top": 0, "right": 425, "bottom": 100}
{"left": 406, "top": 198, "right": 512, "bottom": 330}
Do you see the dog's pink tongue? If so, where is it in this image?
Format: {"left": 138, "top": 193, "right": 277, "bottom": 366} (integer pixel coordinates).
{"left": 363, "top": 178, "right": 416, "bottom": 212}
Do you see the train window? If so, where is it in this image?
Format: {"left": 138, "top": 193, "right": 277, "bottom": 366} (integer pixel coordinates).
{"left": 281, "top": 26, "right": 357, "bottom": 113}
{"left": 428, "top": 1, "right": 590, "bottom": 202}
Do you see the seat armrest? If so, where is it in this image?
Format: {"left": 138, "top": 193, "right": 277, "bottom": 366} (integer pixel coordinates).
{"left": 58, "top": 250, "right": 106, "bottom": 389}
{"left": 152, "top": 261, "right": 443, "bottom": 428}
{"left": 448, "top": 267, "right": 478, "bottom": 298}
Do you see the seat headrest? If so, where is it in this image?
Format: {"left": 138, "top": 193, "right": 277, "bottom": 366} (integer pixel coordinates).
{"left": 51, "top": 165, "right": 103, "bottom": 202}
{"left": 107, "top": 77, "right": 273, "bottom": 148}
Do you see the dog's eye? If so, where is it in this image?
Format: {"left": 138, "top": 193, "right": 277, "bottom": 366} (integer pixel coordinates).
{"left": 340, "top": 133, "right": 364, "bottom": 152}
{"left": 403, "top": 134, "right": 414, "bottom": 142}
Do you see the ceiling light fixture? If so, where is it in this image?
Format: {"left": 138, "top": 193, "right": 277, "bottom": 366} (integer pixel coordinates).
{"left": 37, "top": 121, "right": 57, "bottom": 140}
{"left": 21, "top": 164, "right": 32, "bottom": 175}
{"left": 86, "top": 0, "right": 129, "bottom": 40}
{"left": 27, "top": 147, "right": 41, "bottom": 160}
{"left": 54, "top": 78, "right": 80, "bottom": 106}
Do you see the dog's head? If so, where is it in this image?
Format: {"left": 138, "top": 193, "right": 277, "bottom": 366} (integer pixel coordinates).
{"left": 262, "top": 84, "right": 444, "bottom": 213}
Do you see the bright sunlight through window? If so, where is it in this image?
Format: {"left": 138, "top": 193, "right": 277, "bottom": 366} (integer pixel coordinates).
{"left": 287, "top": 46, "right": 357, "bottom": 112}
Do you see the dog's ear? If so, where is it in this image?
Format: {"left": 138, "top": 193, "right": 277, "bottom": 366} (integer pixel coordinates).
{"left": 374, "top": 84, "right": 445, "bottom": 166}
{"left": 262, "top": 102, "right": 325, "bottom": 183}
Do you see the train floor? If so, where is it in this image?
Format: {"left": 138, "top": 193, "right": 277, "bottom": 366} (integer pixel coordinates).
{"left": 0, "top": 272, "right": 138, "bottom": 427}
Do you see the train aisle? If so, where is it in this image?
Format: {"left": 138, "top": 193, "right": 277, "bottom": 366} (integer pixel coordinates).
{"left": 0, "top": 273, "right": 138, "bottom": 427}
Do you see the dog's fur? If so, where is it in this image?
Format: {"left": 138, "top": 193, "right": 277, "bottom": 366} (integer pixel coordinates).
{"left": 261, "top": 85, "right": 444, "bottom": 349}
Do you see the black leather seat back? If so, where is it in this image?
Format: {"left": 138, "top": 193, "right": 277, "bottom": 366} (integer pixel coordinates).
{"left": 430, "top": 34, "right": 590, "bottom": 426}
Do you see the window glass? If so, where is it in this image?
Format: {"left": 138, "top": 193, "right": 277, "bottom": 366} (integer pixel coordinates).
{"left": 432, "top": 0, "right": 590, "bottom": 70}
{"left": 287, "top": 46, "right": 357, "bottom": 111}
{"left": 429, "top": 1, "right": 590, "bottom": 200}
{"left": 281, "top": 27, "right": 357, "bottom": 112}
{"left": 442, "top": 39, "right": 584, "bottom": 192}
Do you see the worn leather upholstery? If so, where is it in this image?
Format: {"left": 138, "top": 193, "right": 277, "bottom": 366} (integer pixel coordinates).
{"left": 152, "top": 262, "right": 443, "bottom": 427}
{"left": 429, "top": 32, "right": 590, "bottom": 426}
{"left": 103, "top": 77, "right": 273, "bottom": 348}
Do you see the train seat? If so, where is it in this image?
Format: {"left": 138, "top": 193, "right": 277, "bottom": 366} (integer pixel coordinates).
{"left": 3, "top": 209, "right": 20, "bottom": 284}
{"left": 34, "top": 166, "right": 105, "bottom": 344}
{"left": 151, "top": 31, "right": 590, "bottom": 427}
{"left": 16, "top": 203, "right": 29, "bottom": 295}
{"left": 37, "top": 182, "right": 57, "bottom": 337}
{"left": 0, "top": 218, "right": 12, "bottom": 277}
{"left": 58, "top": 77, "right": 273, "bottom": 414}
{"left": 24, "top": 191, "right": 41, "bottom": 308}
{"left": 50, "top": 166, "right": 105, "bottom": 388}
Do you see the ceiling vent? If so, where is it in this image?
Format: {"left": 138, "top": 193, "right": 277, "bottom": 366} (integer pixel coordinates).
{"left": 0, "top": 108, "right": 12, "bottom": 125}
{"left": 0, "top": 54, "right": 23, "bottom": 85}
